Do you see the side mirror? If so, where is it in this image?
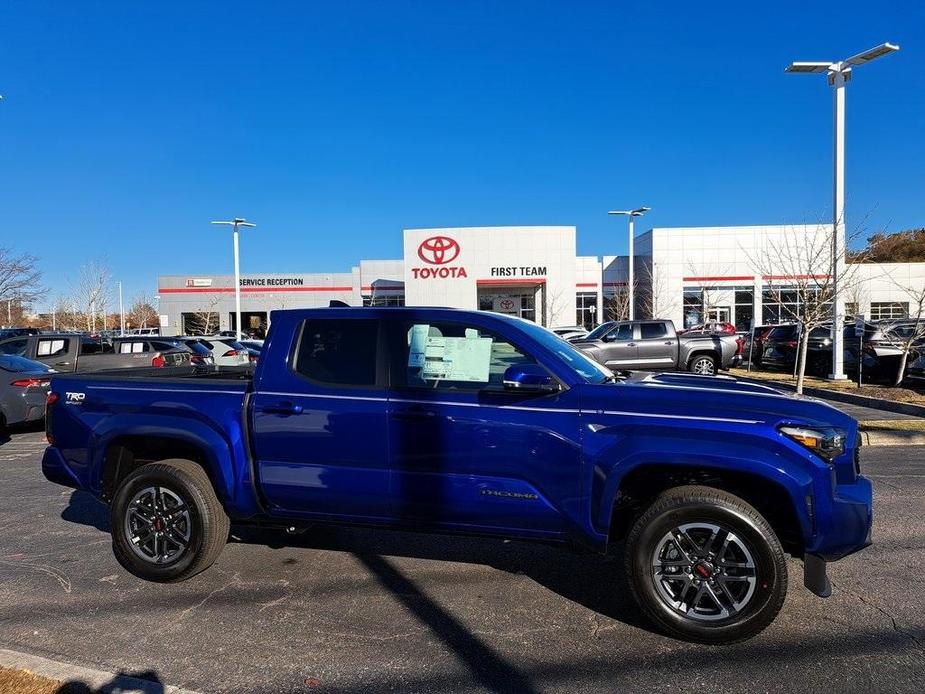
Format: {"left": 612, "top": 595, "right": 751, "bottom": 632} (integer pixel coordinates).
{"left": 502, "top": 364, "right": 560, "bottom": 394}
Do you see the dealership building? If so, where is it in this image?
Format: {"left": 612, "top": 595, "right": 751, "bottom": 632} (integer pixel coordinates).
{"left": 157, "top": 224, "right": 925, "bottom": 337}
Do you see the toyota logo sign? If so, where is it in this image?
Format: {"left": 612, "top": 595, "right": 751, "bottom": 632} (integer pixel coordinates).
{"left": 499, "top": 298, "right": 516, "bottom": 310}
{"left": 418, "top": 236, "right": 460, "bottom": 265}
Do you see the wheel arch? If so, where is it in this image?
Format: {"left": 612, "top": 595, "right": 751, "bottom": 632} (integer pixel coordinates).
{"left": 90, "top": 421, "right": 241, "bottom": 513}
{"left": 603, "top": 461, "right": 809, "bottom": 557}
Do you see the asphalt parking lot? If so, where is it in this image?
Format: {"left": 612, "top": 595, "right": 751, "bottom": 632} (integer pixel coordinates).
{"left": 0, "top": 426, "right": 923, "bottom": 693}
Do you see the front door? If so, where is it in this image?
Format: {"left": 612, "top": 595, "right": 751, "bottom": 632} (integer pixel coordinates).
{"left": 386, "top": 315, "right": 581, "bottom": 534}
{"left": 250, "top": 316, "right": 392, "bottom": 519}
{"left": 596, "top": 323, "right": 639, "bottom": 369}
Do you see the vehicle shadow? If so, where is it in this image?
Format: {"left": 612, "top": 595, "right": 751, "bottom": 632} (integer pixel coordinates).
{"left": 229, "top": 523, "right": 650, "bottom": 633}
{"left": 0, "top": 418, "right": 44, "bottom": 446}
{"left": 55, "top": 669, "right": 165, "bottom": 693}
{"left": 61, "top": 490, "right": 110, "bottom": 532}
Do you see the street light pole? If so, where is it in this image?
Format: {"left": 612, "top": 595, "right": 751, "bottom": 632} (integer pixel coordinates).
{"left": 786, "top": 42, "right": 899, "bottom": 380}
{"left": 118, "top": 281, "right": 125, "bottom": 336}
{"left": 211, "top": 218, "right": 256, "bottom": 340}
{"left": 607, "top": 207, "right": 651, "bottom": 320}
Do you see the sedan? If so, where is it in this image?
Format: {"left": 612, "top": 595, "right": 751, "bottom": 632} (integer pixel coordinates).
{"left": 0, "top": 354, "right": 53, "bottom": 433}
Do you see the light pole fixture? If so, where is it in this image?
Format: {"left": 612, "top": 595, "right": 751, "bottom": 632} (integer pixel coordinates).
{"left": 607, "top": 207, "right": 650, "bottom": 320}
{"left": 212, "top": 218, "right": 256, "bottom": 340}
{"left": 786, "top": 42, "right": 899, "bottom": 380}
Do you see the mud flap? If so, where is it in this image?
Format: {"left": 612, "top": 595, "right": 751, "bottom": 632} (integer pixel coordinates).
{"left": 804, "top": 553, "right": 832, "bottom": 598}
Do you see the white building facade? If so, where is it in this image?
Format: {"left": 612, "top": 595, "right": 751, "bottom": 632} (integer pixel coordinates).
{"left": 156, "top": 224, "right": 924, "bottom": 336}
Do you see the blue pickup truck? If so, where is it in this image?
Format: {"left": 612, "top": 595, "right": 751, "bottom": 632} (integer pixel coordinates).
{"left": 42, "top": 307, "right": 872, "bottom": 643}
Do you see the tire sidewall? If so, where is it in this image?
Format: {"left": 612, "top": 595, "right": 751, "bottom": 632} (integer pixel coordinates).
{"left": 689, "top": 355, "right": 716, "bottom": 374}
{"left": 111, "top": 466, "right": 207, "bottom": 581}
{"left": 629, "top": 500, "right": 784, "bottom": 643}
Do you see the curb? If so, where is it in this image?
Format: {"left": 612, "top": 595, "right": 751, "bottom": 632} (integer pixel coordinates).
{"left": 859, "top": 429, "right": 925, "bottom": 446}
{"left": 0, "top": 648, "right": 201, "bottom": 694}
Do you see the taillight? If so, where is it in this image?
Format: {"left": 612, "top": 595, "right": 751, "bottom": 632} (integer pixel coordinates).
{"left": 249, "top": 353, "right": 258, "bottom": 363}
{"left": 46, "top": 392, "right": 59, "bottom": 444}
{"left": 190, "top": 355, "right": 203, "bottom": 364}
{"left": 783, "top": 340, "right": 798, "bottom": 348}
{"left": 151, "top": 353, "right": 166, "bottom": 368}
{"left": 223, "top": 350, "right": 240, "bottom": 357}
{"left": 735, "top": 338, "right": 745, "bottom": 355}
{"left": 11, "top": 378, "right": 50, "bottom": 388}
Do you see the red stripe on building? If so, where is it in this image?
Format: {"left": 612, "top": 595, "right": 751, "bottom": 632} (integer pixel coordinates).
{"left": 158, "top": 286, "right": 354, "bottom": 294}
{"left": 682, "top": 275, "right": 755, "bottom": 282}
{"left": 762, "top": 274, "right": 831, "bottom": 281}
{"left": 575, "top": 282, "right": 598, "bottom": 288}
{"left": 475, "top": 278, "right": 547, "bottom": 286}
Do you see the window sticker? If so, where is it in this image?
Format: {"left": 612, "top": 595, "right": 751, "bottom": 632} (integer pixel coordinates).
{"left": 38, "top": 339, "right": 65, "bottom": 356}
{"left": 408, "top": 324, "right": 493, "bottom": 383}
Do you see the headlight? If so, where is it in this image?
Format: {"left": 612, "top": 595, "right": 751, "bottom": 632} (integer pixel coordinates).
{"left": 779, "top": 425, "right": 846, "bottom": 462}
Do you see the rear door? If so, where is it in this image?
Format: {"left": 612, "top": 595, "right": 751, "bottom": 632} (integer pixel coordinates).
{"left": 33, "top": 337, "right": 76, "bottom": 371}
{"left": 250, "top": 316, "right": 392, "bottom": 519}
{"left": 635, "top": 322, "right": 676, "bottom": 369}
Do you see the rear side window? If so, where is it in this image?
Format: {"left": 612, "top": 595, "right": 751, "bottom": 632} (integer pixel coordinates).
{"left": 38, "top": 339, "right": 67, "bottom": 357}
{"left": 640, "top": 323, "right": 668, "bottom": 340}
{"left": 1, "top": 338, "right": 29, "bottom": 356}
{"left": 295, "top": 319, "right": 378, "bottom": 387}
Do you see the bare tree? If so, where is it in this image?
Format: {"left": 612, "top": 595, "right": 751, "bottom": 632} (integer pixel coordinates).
{"left": 187, "top": 295, "right": 222, "bottom": 335}
{"left": 544, "top": 287, "right": 570, "bottom": 327}
{"left": 71, "top": 260, "right": 112, "bottom": 332}
{"left": 128, "top": 293, "right": 159, "bottom": 330}
{"left": 637, "top": 260, "right": 677, "bottom": 320}
{"left": 745, "top": 224, "right": 864, "bottom": 394}
{"left": 875, "top": 277, "right": 925, "bottom": 386}
{"left": 0, "top": 247, "right": 44, "bottom": 325}
{"left": 605, "top": 285, "right": 631, "bottom": 321}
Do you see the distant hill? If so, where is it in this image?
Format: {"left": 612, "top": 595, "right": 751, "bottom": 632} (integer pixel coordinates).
{"left": 850, "top": 229, "right": 925, "bottom": 263}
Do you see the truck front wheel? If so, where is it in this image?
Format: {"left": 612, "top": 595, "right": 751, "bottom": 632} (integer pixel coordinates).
{"left": 110, "top": 459, "right": 230, "bottom": 583}
{"left": 625, "top": 485, "right": 787, "bottom": 644}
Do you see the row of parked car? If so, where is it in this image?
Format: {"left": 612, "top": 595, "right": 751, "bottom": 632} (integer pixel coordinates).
{"left": 553, "top": 318, "right": 925, "bottom": 383}
{"left": 0, "top": 331, "right": 264, "bottom": 433}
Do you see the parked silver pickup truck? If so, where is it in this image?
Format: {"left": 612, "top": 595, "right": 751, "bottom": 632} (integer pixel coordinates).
{"left": 571, "top": 319, "right": 742, "bottom": 374}
{"left": 0, "top": 334, "right": 191, "bottom": 373}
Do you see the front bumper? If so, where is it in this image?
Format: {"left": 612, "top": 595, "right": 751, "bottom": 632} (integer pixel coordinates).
{"left": 802, "top": 472, "right": 873, "bottom": 597}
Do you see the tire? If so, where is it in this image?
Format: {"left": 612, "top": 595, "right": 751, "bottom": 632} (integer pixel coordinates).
{"left": 624, "top": 485, "right": 787, "bottom": 644}
{"left": 110, "top": 459, "right": 230, "bottom": 583}
{"left": 688, "top": 354, "right": 717, "bottom": 375}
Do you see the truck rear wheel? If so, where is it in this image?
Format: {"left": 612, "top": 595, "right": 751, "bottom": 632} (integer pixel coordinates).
{"left": 688, "top": 354, "right": 717, "bottom": 375}
{"left": 110, "top": 459, "right": 229, "bottom": 583}
{"left": 624, "top": 485, "right": 787, "bottom": 644}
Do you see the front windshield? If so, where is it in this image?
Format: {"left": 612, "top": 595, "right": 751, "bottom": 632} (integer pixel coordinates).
{"left": 514, "top": 319, "right": 614, "bottom": 384}
{"left": 585, "top": 321, "right": 616, "bottom": 341}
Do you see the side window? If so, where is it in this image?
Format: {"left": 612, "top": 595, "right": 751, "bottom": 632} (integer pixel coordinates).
{"left": 37, "top": 339, "right": 67, "bottom": 357}
{"left": 640, "top": 323, "right": 668, "bottom": 340}
{"left": 394, "top": 322, "right": 536, "bottom": 391}
{"left": 1, "top": 338, "right": 29, "bottom": 356}
{"left": 119, "top": 342, "right": 146, "bottom": 354}
{"left": 294, "top": 319, "right": 379, "bottom": 387}
{"left": 608, "top": 324, "right": 633, "bottom": 341}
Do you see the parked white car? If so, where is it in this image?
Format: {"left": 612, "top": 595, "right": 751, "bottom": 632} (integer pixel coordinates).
{"left": 177, "top": 337, "right": 250, "bottom": 367}
{"left": 551, "top": 326, "right": 589, "bottom": 341}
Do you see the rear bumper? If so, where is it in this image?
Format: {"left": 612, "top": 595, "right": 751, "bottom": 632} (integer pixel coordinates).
{"left": 42, "top": 446, "right": 82, "bottom": 490}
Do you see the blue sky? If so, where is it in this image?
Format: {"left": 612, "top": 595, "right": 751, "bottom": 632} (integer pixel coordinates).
{"left": 1, "top": 1, "right": 922, "bottom": 304}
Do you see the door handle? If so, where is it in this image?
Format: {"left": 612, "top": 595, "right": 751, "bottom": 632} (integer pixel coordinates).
{"left": 664, "top": 341, "right": 673, "bottom": 345}
{"left": 626, "top": 343, "right": 636, "bottom": 347}
{"left": 392, "top": 407, "right": 437, "bottom": 421}
{"left": 261, "top": 401, "right": 303, "bottom": 416}
{"left": 55, "top": 361, "right": 70, "bottom": 367}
